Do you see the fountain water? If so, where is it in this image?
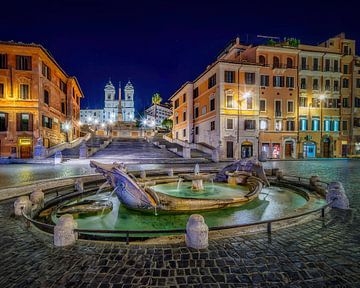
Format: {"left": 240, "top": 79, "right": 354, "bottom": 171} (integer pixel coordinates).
{"left": 177, "top": 178, "right": 183, "bottom": 190}
{"left": 96, "top": 181, "right": 109, "bottom": 195}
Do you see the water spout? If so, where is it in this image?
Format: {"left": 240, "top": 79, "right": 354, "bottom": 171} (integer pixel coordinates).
{"left": 154, "top": 205, "right": 158, "bottom": 216}
{"left": 194, "top": 163, "right": 200, "bottom": 176}
{"left": 96, "top": 181, "right": 109, "bottom": 195}
{"left": 177, "top": 178, "right": 183, "bottom": 190}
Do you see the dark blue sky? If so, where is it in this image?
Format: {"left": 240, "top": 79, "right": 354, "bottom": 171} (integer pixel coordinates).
{"left": 1, "top": 0, "right": 359, "bottom": 114}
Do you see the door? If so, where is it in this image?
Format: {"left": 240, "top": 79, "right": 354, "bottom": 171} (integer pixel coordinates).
{"left": 20, "top": 146, "right": 31, "bottom": 158}
{"left": 285, "top": 142, "right": 292, "bottom": 158}
{"left": 342, "top": 145, "right": 348, "bottom": 157}
{"left": 226, "top": 141, "right": 234, "bottom": 158}
{"left": 241, "top": 144, "right": 253, "bottom": 158}
{"left": 323, "top": 138, "right": 331, "bottom": 158}
{"left": 303, "top": 142, "right": 316, "bottom": 158}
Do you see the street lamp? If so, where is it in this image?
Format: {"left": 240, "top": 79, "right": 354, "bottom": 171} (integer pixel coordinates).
{"left": 64, "top": 122, "right": 71, "bottom": 142}
{"left": 319, "top": 94, "right": 326, "bottom": 157}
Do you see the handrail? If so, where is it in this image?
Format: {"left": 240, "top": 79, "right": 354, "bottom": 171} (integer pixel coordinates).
{"left": 22, "top": 172, "right": 334, "bottom": 244}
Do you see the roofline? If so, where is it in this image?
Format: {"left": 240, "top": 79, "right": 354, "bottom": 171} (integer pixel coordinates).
{"left": 0, "top": 41, "right": 84, "bottom": 97}
{"left": 169, "top": 81, "right": 193, "bottom": 100}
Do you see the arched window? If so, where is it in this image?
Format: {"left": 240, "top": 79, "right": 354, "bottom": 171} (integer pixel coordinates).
{"left": 259, "top": 55, "right": 266, "bottom": 65}
{"left": 273, "top": 56, "right": 280, "bottom": 68}
{"left": 286, "top": 57, "right": 293, "bottom": 68}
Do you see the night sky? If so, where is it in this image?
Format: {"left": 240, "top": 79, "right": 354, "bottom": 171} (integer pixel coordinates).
{"left": 1, "top": 0, "right": 359, "bottom": 114}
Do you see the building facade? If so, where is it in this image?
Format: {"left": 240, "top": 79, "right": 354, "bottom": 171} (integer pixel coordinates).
{"left": 145, "top": 103, "right": 172, "bottom": 127}
{"left": 171, "top": 33, "right": 360, "bottom": 160}
{"left": 0, "top": 41, "right": 83, "bottom": 158}
{"left": 80, "top": 80, "right": 135, "bottom": 124}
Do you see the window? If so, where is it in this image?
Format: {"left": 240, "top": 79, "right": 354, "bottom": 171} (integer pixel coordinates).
{"left": 325, "top": 79, "right": 331, "bottom": 91}
{"left": 244, "top": 120, "right": 255, "bottom": 130}
{"left": 325, "top": 59, "right": 330, "bottom": 71}
{"left": 286, "top": 77, "right": 294, "bottom": 88}
{"left": 286, "top": 120, "right": 295, "bottom": 131}
{"left": 175, "top": 132, "right": 178, "bottom": 139}
{"left": 16, "top": 55, "right": 32, "bottom": 70}
{"left": 334, "top": 80, "right": 339, "bottom": 92}
{"left": 210, "top": 98, "right": 215, "bottom": 111}
{"left": 210, "top": 121, "right": 215, "bottom": 131}
{"left": 183, "top": 111, "right": 186, "bottom": 121}
{"left": 300, "top": 78, "right": 306, "bottom": 89}
{"left": 42, "top": 62, "right": 51, "bottom": 80}
{"left": 183, "top": 129, "right": 186, "bottom": 137}
{"left": 313, "top": 58, "right": 319, "bottom": 71}
{"left": 194, "top": 107, "right": 199, "bottom": 118}
{"left": 174, "top": 99, "right": 179, "bottom": 108}
{"left": 324, "top": 119, "right": 331, "bottom": 132}
{"left": 201, "top": 105, "right": 207, "bottom": 115}
{"left": 273, "top": 76, "right": 284, "bottom": 87}
{"left": 275, "top": 120, "right": 282, "bottom": 131}
{"left": 61, "top": 102, "right": 66, "bottom": 114}
{"left": 343, "top": 45, "right": 349, "bottom": 55}
{"left": 343, "top": 78, "right": 349, "bottom": 88}
{"left": 193, "top": 87, "right": 199, "bottom": 98}
{"left": 260, "top": 75, "right": 269, "bottom": 87}
{"left": 42, "top": 115, "right": 52, "bottom": 129}
{"left": 273, "top": 56, "right": 280, "bottom": 68}
{"left": 44, "top": 89, "right": 49, "bottom": 105}
{"left": 312, "top": 118, "right": 320, "bottom": 131}
{"left": 182, "top": 93, "right": 186, "bottom": 103}
{"left": 299, "top": 97, "right": 307, "bottom": 107}
{"left": 311, "top": 98, "right": 320, "bottom": 108}
{"left": 313, "top": 79, "right": 319, "bottom": 90}
{"left": 333, "top": 120, "right": 339, "bottom": 132}
{"left": 175, "top": 116, "right": 179, "bottom": 124}
{"left": 0, "top": 112, "right": 8, "bottom": 131}
{"left": 60, "top": 80, "right": 67, "bottom": 94}
{"left": 246, "top": 97, "right": 253, "bottom": 110}
{"left": 342, "top": 98, "right": 349, "bottom": 108}
{"left": 259, "top": 119, "right": 268, "bottom": 130}
{"left": 224, "top": 71, "right": 235, "bottom": 83}
{"left": 324, "top": 98, "right": 339, "bottom": 108}
{"left": 259, "top": 55, "right": 266, "bottom": 65}
{"left": 301, "top": 57, "right": 307, "bottom": 70}
{"left": 260, "top": 100, "right": 266, "bottom": 112}
{"left": 0, "top": 83, "right": 4, "bottom": 98}
{"left": 286, "top": 58, "right": 293, "bottom": 68}
{"left": 245, "top": 72, "right": 255, "bottom": 84}
{"left": 19, "top": 84, "right": 29, "bottom": 99}
{"left": 355, "top": 97, "right": 360, "bottom": 108}
{"left": 299, "top": 118, "right": 307, "bottom": 131}
{"left": 275, "top": 100, "right": 281, "bottom": 117}
{"left": 0, "top": 54, "right": 7, "bottom": 69}
{"left": 17, "top": 113, "right": 33, "bottom": 131}
{"left": 195, "top": 126, "right": 199, "bottom": 135}
{"left": 287, "top": 101, "right": 294, "bottom": 113}
{"left": 343, "top": 64, "right": 349, "bottom": 74}
{"left": 356, "top": 79, "right": 360, "bottom": 88}
{"left": 355, "top": 118, "right": 360, "bottom": 127}
{"left": 208, "top": 74, "right": 216, "bottom": 88}
{"left": 334, "top": 60, "right": 339, "bottom": 72}
{"left": 342, "top": 120, "right": 348, "bottom": 131}
{"left": 226, "top": 94, "right": 233, "bottom": 108}
{"left": 226, "top": 118, "right": 233, "bottom": 129}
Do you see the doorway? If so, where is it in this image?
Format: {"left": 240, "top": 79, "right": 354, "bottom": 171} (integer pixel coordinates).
{"left": 303, "top": 141, "right": 316, "bottom": 158}
{"left": 323, "top": 138, "right": 331, "bottom": 158}
{"left": 284, "top": 141, "right": 293, "bottom": 158}
{"left": 241, "top": 141, "right": 253, "bottom": 158}
{"left": 20, "top": 145, "right": 31, "bottom": 158}
{"left": 226, "top": 141, "right": 234, "bottom": 158}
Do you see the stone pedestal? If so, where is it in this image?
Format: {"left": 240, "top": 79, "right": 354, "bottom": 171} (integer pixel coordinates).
{"left": 14, "top": 196, "right": 32, "bottom": 216}
{"left": 34, "top": 138, "right": 46, "bottom": 159}
{"left": 183, "top": 147, "right": 191, "bottom": 159}
{"left": 326, "top": 181, "right": 349, "bottom": 209}
{"left": 30, "top": 189, "right": 44, "bottom": 209}
{"left": 54, "top": 214, "right": 78, "bottom": 247}
{"left": 75, "top": 178, "right": 84, "bottom": 193}
{"left": 140, "top": 170, "right": 147, "bottom": 179}
{"left": 185, "top": 214, "right": 208, "bottom": 249}
{"left": 191, "top": 179, "right": 204, "bottom": 191}
{"left": 54, "top": 151, "right": 63, "bottom": 165}
{"left": 79, "top": 143, "right": 88, "bottom": 159}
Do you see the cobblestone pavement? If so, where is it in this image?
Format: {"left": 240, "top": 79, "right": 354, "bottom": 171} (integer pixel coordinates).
{"left": 0, "top": 199, "right": 359, "bottom": 288}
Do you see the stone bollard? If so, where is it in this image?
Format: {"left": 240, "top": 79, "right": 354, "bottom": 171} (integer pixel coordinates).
{"left": 326, "top": 181, "right": 349, "bottom": 209}
{"left": 30, "top": 189, "right": 45, "bottom": 209}
{"left": 140, "top": 169, "right": 147, "bottom": 179}
{"left": 54, "top": 151, "right": 63, "bottom": 165}
{"left": 79, "top": 143, "right": 88, "bottom": 159}
{"left": 75, "top": 178, "right": 84, "bottom": 193}
{"left": 276, "top": 170, "right": 283, "bottom": 180}
{"left": 185, "top": 214, "right": 208, "bottom": 249}
{"left": 168, "top": 168, "right": 174, "bottom": 177}
{"left": 14, "top": 196, "right": 32, "bottom": 216}
{"left": 54, "top": 214, "right": 78, "bottom": 247}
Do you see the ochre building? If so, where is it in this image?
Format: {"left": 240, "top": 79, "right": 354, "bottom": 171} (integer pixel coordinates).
{"left": 0, "top": 41, "right": 83, "bottom": 158}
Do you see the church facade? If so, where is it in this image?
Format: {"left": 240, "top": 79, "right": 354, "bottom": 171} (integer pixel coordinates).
{"left": 80, "top": 80, "right": 135, "bottom": 124}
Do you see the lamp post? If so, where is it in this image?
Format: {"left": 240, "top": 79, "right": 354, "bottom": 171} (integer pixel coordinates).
{"left": 64, "top": 122, "right": 71, "bottom": 143}
{"left": 319, "top": 94, "right": 326, "bottom": 157}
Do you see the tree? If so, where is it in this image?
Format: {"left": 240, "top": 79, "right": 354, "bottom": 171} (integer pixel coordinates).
{"left": 152, "top": 93, "right": 162, "bottom": 105}
{"left": 162, "top": 119, "right": 173, "bottom": 130}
